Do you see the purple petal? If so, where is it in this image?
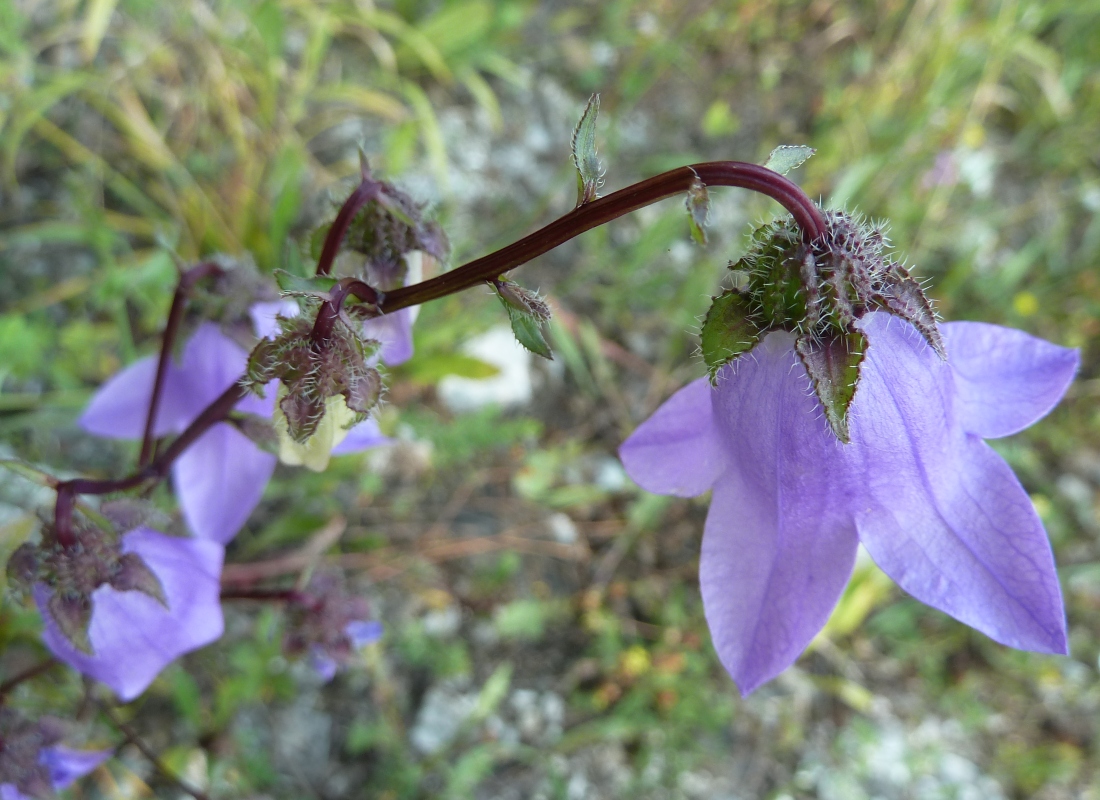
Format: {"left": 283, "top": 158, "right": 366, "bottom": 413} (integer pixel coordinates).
{"left": 362, "top": 309, "right": 414, "bottom": 366}
{"left": 79, "top": 356, "right": 191, "bottom": 438}
{"left": 237, "top": 380, "right": 279, "bottom": 418}
{"left": 701, "top": 333, "right": 860, "bottom": 695}
{"left": 944, "top": 321, "right": 1078, "bottom": 438}
{"left": 1, "top": 785, "right": 29, "bottom": 800}
{"left": 172, "top": 423, "right": 276, "bottom": 544}
{"left": 176, "top": 323, "right": 251, "bottom": 420}
{"left": 36, "top": 528, "right": 225, "bottom": 702}
{"left": 309, "top": 647, "right": 338, "bottom": 683}
{"left": 848, "top": 314, "right": 1067, "bottom": 654}
{"left": 619, "top": 377, "right": 728, "bottom": 497}
{"left": 249, "top": 300, "right": 300, "bottom": 340}
{"left": 39, "top": 746, "right": 112, "bottom": 790}
{"left": 331, "top": 418, "right": 392, "bottom": 456}
{"left": 345, "top": 620, "right": 383, "bottom": 647}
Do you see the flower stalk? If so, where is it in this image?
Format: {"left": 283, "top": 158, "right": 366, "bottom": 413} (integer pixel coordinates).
{"left": 50, "top": 161, "right": 819, "bottom": 546}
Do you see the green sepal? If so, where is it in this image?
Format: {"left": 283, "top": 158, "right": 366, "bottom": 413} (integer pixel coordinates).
{"left": 700, "top": 291, "right": 762, "bottom": 379}
{"left": 685, "top": 177, "right": 710, "bottom": 245}
{"left": 571, "top": 93, "right": 603, "bottom": 206}
{"left": 763, "top": 144, "right": 815, "bottom": 175}
{"left": 795, "top": 331, "right": 866, "bottom": 443}
{"left": 274, "top": 270, "right": 338, "bottom": 296}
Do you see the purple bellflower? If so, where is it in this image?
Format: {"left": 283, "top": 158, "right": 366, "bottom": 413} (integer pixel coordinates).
{"left": 620, "top": 212, "right": 1079, "bottom": 695}
{"left": 33, "top": 527, "right": 224, "bottom": 702}
{"left": 0, "top": 712, "right": 111, "bottom": 800}
{"left": 82, "top": 305, "right": 388, "bottom": 543}
{"left": 283, "top": 571, "right": 383, "bottom": 682}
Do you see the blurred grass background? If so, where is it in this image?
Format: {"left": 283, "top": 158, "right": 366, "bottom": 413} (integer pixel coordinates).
{"left": 1, "top": 0, "right": 1099, "bottom": 797}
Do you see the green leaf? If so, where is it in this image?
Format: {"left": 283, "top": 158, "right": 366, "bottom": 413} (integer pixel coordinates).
{"left": 474, "top": 662, "right": 513, "bottom": 720}
{"left": 763, "top": 144, "right": 816, "bottom": 175}
{"left": 400, "top": 353, "right": 501, "bottom": 383}
{"left": 685, "top": 176, "right": 710, "bottom": 245}
{"left": 571, "top": 93, "right": 603, "bottom": 206}
{"left": 795, "top": 331, "right": 866, "bottom": 443}
{"left": 0, "top": 459, "right": 57, "bottom": 487}
{"left": 504, "top": 304, "right": 553, "bottom": 359}
{"left": 700, "top": 291, "right": 761, "bottom": 379}
{"left": 274, "top": 270, "right": 337, "bottom": 296}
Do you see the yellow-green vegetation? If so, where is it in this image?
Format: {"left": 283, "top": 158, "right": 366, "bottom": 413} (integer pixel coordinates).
{"left": 1, "top": 0, "right": 1098, "bottom": 797}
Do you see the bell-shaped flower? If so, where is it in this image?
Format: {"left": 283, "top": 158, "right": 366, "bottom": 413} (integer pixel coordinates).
{"left": 34, "top": 527, "right": 224, "bottom": 702}
{"left": 81, "top": 305, "right": 388, "bottom": 543}
{"left": 0, "top": 712, "right": 111, "bottom": 800}
{"left": 283, "top": 571, "right": 383, "bottom": 682}
{"left": 620, "top": 314, "right": 1078, "bottom": 695}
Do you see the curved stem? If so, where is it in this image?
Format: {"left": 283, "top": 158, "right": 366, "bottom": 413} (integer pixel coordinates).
{"left": 140, "top": 262, "right": 222, "bottom": 467}
{"left": 51, "top": 161, "right": 819, "bottom": 536}
{"left": 53, "top": 383, "right": 245, "bottom": 543}
{"left": 378, "top": 161, "right": 825, "bottom": 313}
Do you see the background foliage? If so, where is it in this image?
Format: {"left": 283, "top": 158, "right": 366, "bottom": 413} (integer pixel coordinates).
{"left": 1, "top": 0, "right": 1098, "bottom": 797}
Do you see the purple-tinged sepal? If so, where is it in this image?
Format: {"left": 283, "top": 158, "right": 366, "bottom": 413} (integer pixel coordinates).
{"left": 871, "top": 265, "right": 945, "bottom": 359}
{"left": 243, "top": 303, "right": 382, "bottom": 446}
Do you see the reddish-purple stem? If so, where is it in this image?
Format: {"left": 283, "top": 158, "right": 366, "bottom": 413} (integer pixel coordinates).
{"left": 52, "top": 161, "right": 820, "bottom": 543}
{"left": 53, "top": 383, "right": 245, "bottom": 544}
{"left": 378, "top": 161, "right": 826, "bottom": 313}
{"left": 139, "top": 262, "right": 223, "bottom": 467}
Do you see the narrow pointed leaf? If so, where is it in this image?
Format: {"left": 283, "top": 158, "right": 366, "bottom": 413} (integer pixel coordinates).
{"left": 763, "top": 145, "right": 816, "bottom": 175}
{"left": 0, "top": 459, "right": 57, "bottom": 487}
{"left": 571, "top": 93, "right": 603, "bottom": 206}
{"left": 701, "top": 291, "right": 762, "bottom": 379}
{"left": 685, "top": 177, "right": 710, "bottom": 245}
{"left": 110, "top": 552, "right": 168, "bottom": 607}
{"left": 274, "top": 270, "right": 338, "bottom": 296}
{"left": 795, "top": 331, "right": 866, "bottom": 442}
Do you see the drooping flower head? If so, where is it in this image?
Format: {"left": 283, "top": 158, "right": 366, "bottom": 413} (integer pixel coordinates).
{"left": 0, "top": 712, "right": 111, "bottom": 800}
{"left": 81, "top": 302, "right": 389, "bottom": 542}
{"left": 621, "top": 211, "right": 1078, "bottom": 695}
{"left": 11, "top": 522, "right": 225, "bottom": 702}
{"left": 281, "top": 571, "right": 382, "bottom": 682}
{"left": 329, "top": 176, "right": 448, "bottom": 366}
